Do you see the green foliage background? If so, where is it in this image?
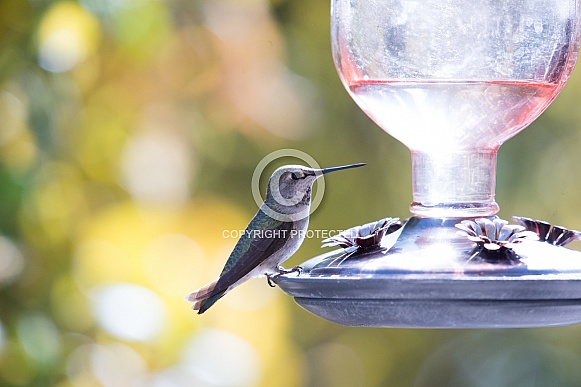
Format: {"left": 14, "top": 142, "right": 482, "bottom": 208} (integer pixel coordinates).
{"left": 1, "top": 0, "right": 581, "bottom": 386}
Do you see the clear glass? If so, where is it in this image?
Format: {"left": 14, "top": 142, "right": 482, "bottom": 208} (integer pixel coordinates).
{"left": 332, "top": 0, "right": 581, "bottom": 217}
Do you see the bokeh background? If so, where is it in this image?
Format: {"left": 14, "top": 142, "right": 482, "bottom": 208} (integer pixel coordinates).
{"left": 2, "top": 0, "right": 581, "bottom": 386}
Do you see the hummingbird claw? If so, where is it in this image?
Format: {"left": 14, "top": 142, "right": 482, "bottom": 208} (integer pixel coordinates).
{"left": 292, "top": 265, "right": 304, "bottom": 276}
{"left": 277, "top": 265, "right": 303, "bottom": 276}
{"left": 267, "top": 274, "right": 277, "bottom": 287}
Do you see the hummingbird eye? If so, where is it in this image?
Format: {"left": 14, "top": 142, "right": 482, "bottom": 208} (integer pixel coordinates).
{"left": 291, "top": 172, "right": 300, "bottom": 180}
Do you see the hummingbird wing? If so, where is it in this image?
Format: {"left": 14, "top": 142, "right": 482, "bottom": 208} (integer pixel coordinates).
{"left": 218, "top": 221, "right": 293, "bottom": 283}
{"left": 188, "top": 211, "right": 294, "bottom": 313}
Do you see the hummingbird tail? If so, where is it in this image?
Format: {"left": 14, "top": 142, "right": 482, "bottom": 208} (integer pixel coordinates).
{"left": 185, "top": 279, "right": 218, "bottom": 303}
{"left": 185, "top": 279, "right": 228, "bottom": 314}
{"left": 195, "top": 291, "right": 227, "bottom": 314}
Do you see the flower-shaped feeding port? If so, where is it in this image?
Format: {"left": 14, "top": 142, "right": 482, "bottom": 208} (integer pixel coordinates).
{"left": 322, "top": 217, "right": 402, "bottom": 256}
{"left": 455, "top": 218, "right": 539, "bottom": 264}
{"left": 512, "top": 216, "right": 581, "bottom": 247}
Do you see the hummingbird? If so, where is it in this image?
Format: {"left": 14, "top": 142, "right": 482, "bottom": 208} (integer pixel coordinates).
{"left": 186, "top": 162, "right": 365, "bottom": 314}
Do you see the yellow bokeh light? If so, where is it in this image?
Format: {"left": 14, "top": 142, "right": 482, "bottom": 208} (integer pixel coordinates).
{"left": 142, "top": 233, "right": 207, "bottom": 298}
{"left": 73, "top": 198, "right": 252, "bottom": 290}
{"left": 37, "top": 1, "right": 101, "bottom": 72}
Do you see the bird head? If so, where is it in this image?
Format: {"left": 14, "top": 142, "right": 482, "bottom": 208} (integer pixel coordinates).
{"left": 265, "top": 163, "right": 365, "bottom": 215}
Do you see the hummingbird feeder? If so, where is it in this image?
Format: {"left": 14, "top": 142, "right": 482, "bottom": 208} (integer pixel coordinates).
{"left": 274, "top": 0, "right": 581, "bottom": 328}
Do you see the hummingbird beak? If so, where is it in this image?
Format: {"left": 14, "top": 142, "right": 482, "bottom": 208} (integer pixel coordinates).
{"left": 320, "top": 163, "right": 366, "bottom": 175}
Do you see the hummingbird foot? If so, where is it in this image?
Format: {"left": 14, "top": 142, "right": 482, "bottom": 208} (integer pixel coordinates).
{"left": 266, "top": 266, "right": 304, "bottom": 287}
